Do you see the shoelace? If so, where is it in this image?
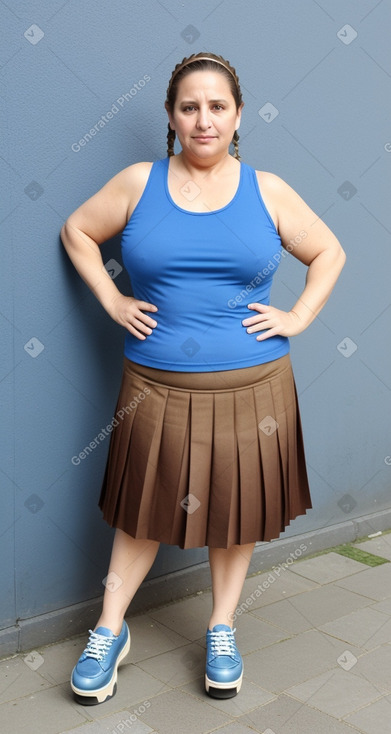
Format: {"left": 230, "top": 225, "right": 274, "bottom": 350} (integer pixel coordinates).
{"left": 209, "top": 628, "right": 237, "bottom": 656}
{"left": 83, "top": 630, "right": 115, "bottom": 661}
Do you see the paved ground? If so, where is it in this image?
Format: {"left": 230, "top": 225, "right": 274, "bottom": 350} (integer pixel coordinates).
{"left": 1, "top": 533, "right": 391, "bottom": 734}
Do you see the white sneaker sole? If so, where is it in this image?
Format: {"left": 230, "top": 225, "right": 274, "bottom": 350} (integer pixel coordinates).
{"left": 71, "top": 631, "right": 131, "bottom": 704}
{"left": 205, "top": 668, "right": 243, "bottom": 698}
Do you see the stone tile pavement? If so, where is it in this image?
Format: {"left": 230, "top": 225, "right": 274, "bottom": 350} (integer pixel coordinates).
{"left": 1, "top": 533, "right": 391, "bottom": 734}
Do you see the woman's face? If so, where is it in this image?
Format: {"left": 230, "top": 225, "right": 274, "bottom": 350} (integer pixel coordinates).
{"left": 166, "top": 70, "right": 243, "bottom": 160}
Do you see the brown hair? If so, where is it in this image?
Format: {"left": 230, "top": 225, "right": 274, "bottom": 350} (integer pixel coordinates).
{"left": 165, "top": 52, "right": 243, "bottom": 161}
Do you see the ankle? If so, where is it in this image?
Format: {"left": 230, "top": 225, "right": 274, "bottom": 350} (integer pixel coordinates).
{"left": 94, "top": 617, "right": 124, "bottom": 636}
{"left": 208, "top": 616, "right": 234, "bottom": 631}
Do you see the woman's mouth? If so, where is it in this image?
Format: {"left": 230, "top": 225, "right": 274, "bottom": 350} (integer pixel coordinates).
{"left": 192, "top": 136, "right": 217, "bottom": 140}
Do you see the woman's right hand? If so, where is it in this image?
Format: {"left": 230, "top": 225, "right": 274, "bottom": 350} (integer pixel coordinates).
{"left": 109, "top": 294, "right": 158, "bottom": 340}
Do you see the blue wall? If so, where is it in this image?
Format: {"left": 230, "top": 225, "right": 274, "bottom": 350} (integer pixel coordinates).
{"left": 1, "top": 0, "right": 390, "bottom": 634}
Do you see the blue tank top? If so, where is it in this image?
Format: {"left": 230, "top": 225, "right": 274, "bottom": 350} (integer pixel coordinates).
{"left": 121, "top": 157, "right": 289, "bottom": 372}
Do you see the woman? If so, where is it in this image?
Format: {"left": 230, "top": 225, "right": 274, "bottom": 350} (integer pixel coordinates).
{"left": 61, "top": 51, "right": 346, "bottom": 705}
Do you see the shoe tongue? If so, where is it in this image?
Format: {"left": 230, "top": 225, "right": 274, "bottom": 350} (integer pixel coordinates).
{"left": 94, "top": 626, "right": 116, "bottom": 637}
{"left": 212, "top": 624, "right": 232, "bottom": 632}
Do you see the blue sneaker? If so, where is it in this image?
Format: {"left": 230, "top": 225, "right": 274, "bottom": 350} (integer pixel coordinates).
{"left": 71, "top": 621, "right": 130, "bottom": 704}
{"left": 205, "top": 624, "right": 243, "bottom": 698}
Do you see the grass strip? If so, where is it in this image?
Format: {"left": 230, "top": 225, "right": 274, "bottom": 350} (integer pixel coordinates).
{"left": 333, "top": 544, "right": 389, "bottom": 566}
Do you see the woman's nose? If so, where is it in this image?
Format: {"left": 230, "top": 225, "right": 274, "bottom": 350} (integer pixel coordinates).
{"left": 196, "top": 108, "right": 212, "bottom": 129}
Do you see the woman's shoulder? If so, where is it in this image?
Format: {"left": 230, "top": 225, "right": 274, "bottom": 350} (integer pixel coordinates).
{"left": 254, "top": 169, "right": 303, "bottom": 201}
{"left": 118, "top": 160, "right": 155, "bottom": 186}
{"left": 113, "top": 161, "right": 156, "bottom": 220}
{"left": 254, "top": 169, "right": 286, "bottom": 192}
{"left": 251, "top": 170, "right": 289, "bottom": 232}
{"left": 253, "top": 169, "right": 306, "bottom": 231}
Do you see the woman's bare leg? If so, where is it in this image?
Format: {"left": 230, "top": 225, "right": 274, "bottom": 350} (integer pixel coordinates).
{"left": 208, "top": 542, "right": 255, "bottom": 629}
{"left": 95, "top": 529, "right": 160, "bottom": 635}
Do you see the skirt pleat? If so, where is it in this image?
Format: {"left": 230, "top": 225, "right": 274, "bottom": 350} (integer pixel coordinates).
{"left": 254, "top": 382, "right": 283, "bottom": 540}
{"left": 185, "top": 392, "right": 214, "bottom": 548}
{"left": 235, "top": 388, "right": 263, "bottom": 544}
{"left": 208, "top": 390, "right": 236, "bottom": 547}
{"left": 98, "top": 354, "right": 312, "bottom": 549}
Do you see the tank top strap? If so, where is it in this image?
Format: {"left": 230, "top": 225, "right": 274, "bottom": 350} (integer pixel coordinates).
{"left": 147, "top": 157, "right": 168, "bottom": 190}
{"left": 237, "top": 161, "right": 277, "bottom": 231}
{"left": 236, "top": 161, "right": 259, "bottom": 201}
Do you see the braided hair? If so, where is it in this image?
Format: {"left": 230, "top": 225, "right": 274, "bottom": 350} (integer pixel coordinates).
{"left": 165, "top": 52, "right": 243, "bottom": 161}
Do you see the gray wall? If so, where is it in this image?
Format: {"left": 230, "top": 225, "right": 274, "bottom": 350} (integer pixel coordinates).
{"left": 1, "top": 0, "right": 390, "bottom": 645}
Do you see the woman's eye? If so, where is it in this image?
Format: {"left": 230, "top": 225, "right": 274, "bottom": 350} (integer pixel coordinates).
{"left": 182, "top": 105, "right": 224, "bottom": 112}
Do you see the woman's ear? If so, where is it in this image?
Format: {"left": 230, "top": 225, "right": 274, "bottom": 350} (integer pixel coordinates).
{"left": 235, "top": 102, "right": 245, "bottom": 131}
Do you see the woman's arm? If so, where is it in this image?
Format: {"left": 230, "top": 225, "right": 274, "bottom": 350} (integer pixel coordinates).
{"left": 60, "top": 162, "right": 158, "bottom": 340}
{"left": 243, "top": 173, "right": 346, "bottom": 340}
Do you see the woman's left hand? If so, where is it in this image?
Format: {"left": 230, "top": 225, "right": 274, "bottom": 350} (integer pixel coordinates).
{"left": 242, "top": 303, "right": 305, "bottom": 341}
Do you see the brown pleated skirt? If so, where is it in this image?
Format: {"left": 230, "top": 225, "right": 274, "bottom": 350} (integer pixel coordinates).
{"left": 98, "top": 353, "right": 312, "bottom": 549}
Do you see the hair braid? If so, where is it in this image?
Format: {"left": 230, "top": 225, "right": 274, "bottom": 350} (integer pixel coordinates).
{"left": 167, "top": 124, "right": 176, "bottom": 157}
{"left": 165, "top": 52, "right": 243, "bottom": 160}
{"left": 232, "top": 130, "right": 240, "bottom": 161}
